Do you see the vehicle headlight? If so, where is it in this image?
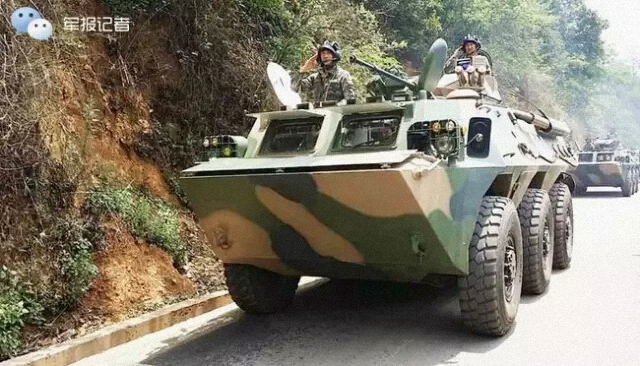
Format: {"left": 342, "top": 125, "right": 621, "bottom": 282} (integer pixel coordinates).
{"left": 435, "top": 135, "right": 454, "bottom": 155}
{"left": 446, "top": 120, "right": 456, "bottom": 132}
{"left": 432, "top": 122, "right": 441, "bottom": 133}
{"left": 202, "top": 135, "right": 248, "bottom": 159}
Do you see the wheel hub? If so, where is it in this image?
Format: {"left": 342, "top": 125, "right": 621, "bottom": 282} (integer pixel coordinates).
{"left": 565, "top": 214, "right": 573, "bottom": 256}
{"left": 504, "top": 237, "right": 517, "bottom": 302}
{"left": 542, "top": 221, "right": 551, "bottom": 257}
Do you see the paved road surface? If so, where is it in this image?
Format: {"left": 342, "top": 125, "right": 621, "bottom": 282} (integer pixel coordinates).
{"left": 73, "top": 187, "right": 640, "bottom": 366}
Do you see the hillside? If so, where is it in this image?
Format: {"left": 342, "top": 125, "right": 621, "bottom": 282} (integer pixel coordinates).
{"left": 1, "top": 0, "right": 638, "bottom": 360}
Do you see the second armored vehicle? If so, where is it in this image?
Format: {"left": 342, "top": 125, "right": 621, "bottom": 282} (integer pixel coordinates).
{"left": 573, "top": 137, "right": 639, "bottom": 196}
{"left": 179, "top": 39, "right": 578, "bottom": 336}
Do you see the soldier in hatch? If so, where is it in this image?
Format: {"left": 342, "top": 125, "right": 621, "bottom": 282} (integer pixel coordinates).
{"left": 444, "top": 34, "right": 493, "bottom": 73}
{"left": 298, "top": 41, "right": 357, "bottom": 104}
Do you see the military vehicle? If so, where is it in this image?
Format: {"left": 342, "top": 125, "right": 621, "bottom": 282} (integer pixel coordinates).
{"left": 179, "top": 38, "right": 578, "bottom": 336}
{"left": 572, "top": 137, "right": 639, "bottom": 196}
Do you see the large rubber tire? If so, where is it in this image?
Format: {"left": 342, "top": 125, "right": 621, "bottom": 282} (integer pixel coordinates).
{"left": 621, "top": 171, "right": 632, "bottom": 197}
{"left": 458, "top": 196, "right": 523, "bottom": 336}
{"left": 224, "top": 264, "right": 300, "bottom": 314}
{"left": 549, "top": 183, "right": 574, "bottom": 269}
{"left": 517, "top": 189, "right": 554, "bottom": 295}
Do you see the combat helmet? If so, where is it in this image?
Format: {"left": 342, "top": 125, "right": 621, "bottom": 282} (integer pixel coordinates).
{"left": 461, "top": 34, "right": 481, "bottom": 49}
{"left": 316, "top": 41, "right": 341, "bottom": 65}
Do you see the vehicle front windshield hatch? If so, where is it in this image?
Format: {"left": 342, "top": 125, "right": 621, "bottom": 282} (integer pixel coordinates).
{"left": 336, "top": 115, "right": 400, "bottom": 150}
{"left": 596, "top": 153, "right": 613, "bottom": 162}
{"left": 259, "top": 117, "right": 323, "bottom": 155}
{"left": 578, "top": 153, "right": 593, "bottom": 162}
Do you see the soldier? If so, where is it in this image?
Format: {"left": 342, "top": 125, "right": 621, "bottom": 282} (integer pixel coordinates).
{"left": 298, "top": 41, "right": 356, "bottom": 104}
{"left": 444, "top": 34, "right": 493, "bottom": 73}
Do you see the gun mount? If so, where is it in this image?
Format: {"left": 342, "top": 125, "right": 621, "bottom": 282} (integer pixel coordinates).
{"left": 349, "top": 55, "right": 418, "bottom": 92}
{"left": 350, "top": 38, "right": 448, "bottom": 102}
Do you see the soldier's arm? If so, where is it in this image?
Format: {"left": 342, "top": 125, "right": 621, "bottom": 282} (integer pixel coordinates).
{"left": 444, "top": 48, "right": 463, "bottom": 73}
{"left": 298, "top": 73, "right": 316, "bottom": 102}
{"left": 341, "top": 71, "right": 357, "bottom": 101}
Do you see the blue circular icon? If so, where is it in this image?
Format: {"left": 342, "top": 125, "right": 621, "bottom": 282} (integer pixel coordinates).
{"left": 27, "top": 19, "right": 53, "bottom": 40}
{"left": 11, "top": 7, "right": 42, "bottom": 34}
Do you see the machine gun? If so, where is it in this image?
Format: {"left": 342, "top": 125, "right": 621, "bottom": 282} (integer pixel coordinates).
{"left": 349, "top": 38, "right": 449, "bottom": 102}
{"left": 349, "top": 55, "right": 420, "bottom": 101}
{"left": 349, "top": 56, "right": 418, "bottom": 91}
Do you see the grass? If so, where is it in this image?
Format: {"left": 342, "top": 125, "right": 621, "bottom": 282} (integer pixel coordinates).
{"left": 85, "top": 183, "right": 187, "bottom": 268}
{"left": 0, "top": 267, "right": 45, "bottom": 358}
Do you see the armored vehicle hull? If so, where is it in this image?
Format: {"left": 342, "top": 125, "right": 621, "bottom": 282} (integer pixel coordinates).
{"left": 573, "top": 150, "right": 639, "bottom": 196}
{"left": 180, "top": 39, "right": 578, "bottom": 336}
{"left": 181, "top": 149, "right": 566, "bottom": 282}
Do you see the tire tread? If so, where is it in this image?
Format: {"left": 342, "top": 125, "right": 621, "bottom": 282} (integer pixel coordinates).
{"left": 224, "top": 264, "right": 300, "bottom": 314}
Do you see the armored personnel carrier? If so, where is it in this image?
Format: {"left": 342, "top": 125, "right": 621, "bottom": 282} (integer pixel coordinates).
{"left": 179, "top": 39, "right": 578, "bottom": 336}
{"left": 572, "top": 137, "right": 639, "bottom": 196}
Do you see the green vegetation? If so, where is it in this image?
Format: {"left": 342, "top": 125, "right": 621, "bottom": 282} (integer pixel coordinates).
{"left": 56, "top": 220, "right": 100, "bottom": 304}
{"left": 0, "top": 216, "right": 98, "bottom": 358}
{"left": 85, "top": 184, "right": 187, "bottom": 267}
{"left": 0, "top": 268, "right": 44, "bottom": 358}
{"left": 583, "top": 63, "right": 640, "bottom": 146}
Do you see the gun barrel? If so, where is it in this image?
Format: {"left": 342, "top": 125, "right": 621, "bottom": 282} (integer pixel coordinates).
{"left": 512, "top": 110, "right": 571, "bottom": 137}
{"left": 349, "top": 55, "right": 417, "bottom": 90}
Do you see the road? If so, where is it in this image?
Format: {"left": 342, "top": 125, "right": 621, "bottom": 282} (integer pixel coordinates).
{"left": 73, "top": 187, "right": 640, "bottom": 366}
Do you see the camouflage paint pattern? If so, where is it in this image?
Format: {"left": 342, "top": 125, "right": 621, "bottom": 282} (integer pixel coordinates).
{"left": 572, "top": 162, "right": 627, "bottom": 188}
{"left": 180, "top": 162, "right": 504, "bottom": 282}
{"left": 181, "top": 61, "right": 578, "bottom": 284}
{"left": 572, "top": 150, "right": 637, "bottom": 189}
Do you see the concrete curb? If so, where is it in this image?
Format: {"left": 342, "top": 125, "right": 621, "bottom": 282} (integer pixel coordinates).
{"left": 1, "top": 277, "right": 326, "bottom": 366}
{"left": 1, "top": 291, "right": 232, "bottom": 366}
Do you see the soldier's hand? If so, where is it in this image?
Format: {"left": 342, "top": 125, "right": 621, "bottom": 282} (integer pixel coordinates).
{"left": 299, "top": 55, "right": 317, "bottom": 73}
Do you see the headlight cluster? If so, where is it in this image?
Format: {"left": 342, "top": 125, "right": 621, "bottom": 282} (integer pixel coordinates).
{"left": 429, "top": 119, "right": 460, "bottom": 158}
{"left": 202, "top": 135, "right": 248, "bottom": 158}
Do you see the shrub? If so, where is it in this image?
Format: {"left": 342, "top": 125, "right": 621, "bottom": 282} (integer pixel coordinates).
{"left": 0, "top": 267, "right": 45, "bottom": 359}
{"left": 86, "top": 184, "right": 187, "bottom": 267}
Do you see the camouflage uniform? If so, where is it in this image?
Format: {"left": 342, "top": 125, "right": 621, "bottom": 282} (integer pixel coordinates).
{"left": 299, "top": 65, "right": 356, "bottom": 103}
{"left": 444, "top": 35, "right": 493, "bottom": 73}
